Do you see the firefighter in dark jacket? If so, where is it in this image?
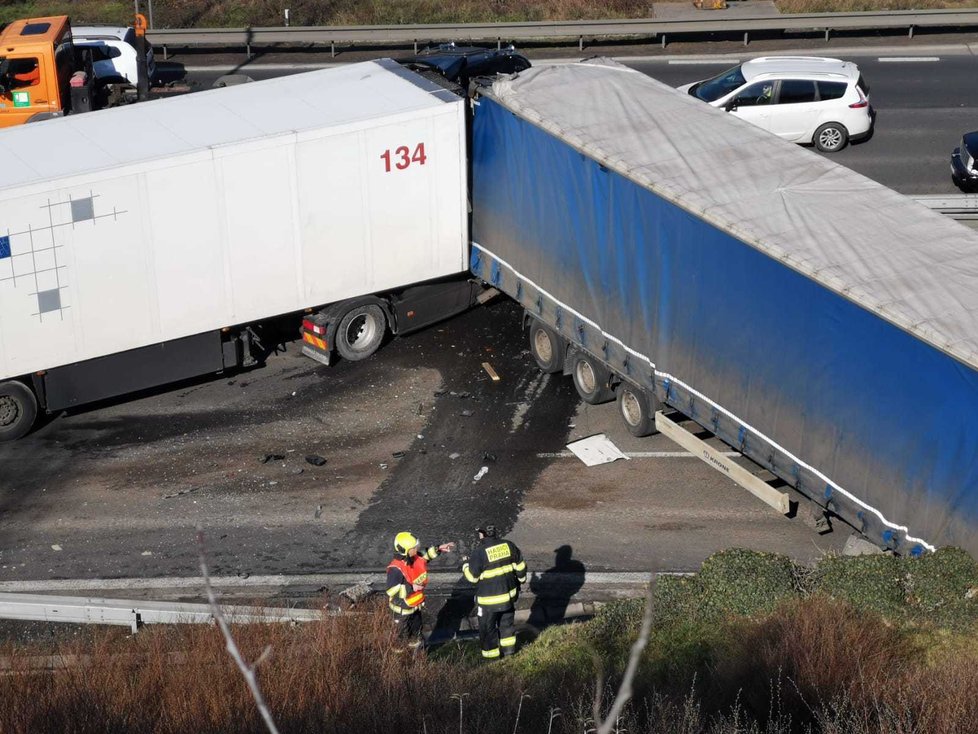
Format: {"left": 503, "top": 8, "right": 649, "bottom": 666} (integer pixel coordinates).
{"left": 462, "top": 525, "right": 527, "bottom": 659}
{"left": 387, "top": 531, "right": 455, "bottom": 646}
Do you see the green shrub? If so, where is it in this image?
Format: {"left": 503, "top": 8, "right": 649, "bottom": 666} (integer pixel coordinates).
{"left": 812, "top": 553, "right": 908, "bottom": 619}
{"left": 905, "top": 547, "right": 978, "bottom": 629}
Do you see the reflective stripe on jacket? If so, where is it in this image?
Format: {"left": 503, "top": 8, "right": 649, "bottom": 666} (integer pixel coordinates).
{"left": 462, "top": 538, "right": 526, "bottom": 609}
{"left": 386, "top": 553, "right": 432, "bottom": 615}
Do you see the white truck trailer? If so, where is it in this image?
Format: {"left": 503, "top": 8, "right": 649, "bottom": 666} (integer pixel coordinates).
{"left": 0, "top": 59, "right": 472, "bottom": 440}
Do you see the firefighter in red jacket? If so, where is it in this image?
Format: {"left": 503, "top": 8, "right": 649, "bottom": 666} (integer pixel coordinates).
{"left": 462, "top": 525, "right": 527, "bottom": 659}
{"left": 386, "top": 531, "right": 455, "bottom": 646}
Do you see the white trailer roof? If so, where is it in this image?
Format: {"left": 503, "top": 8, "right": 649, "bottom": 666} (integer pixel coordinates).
{"left": 0, "top": 59, "right": 459, "bottom": 192}
{"left": 487, "top": 59, "right": 978, "bottom": 371}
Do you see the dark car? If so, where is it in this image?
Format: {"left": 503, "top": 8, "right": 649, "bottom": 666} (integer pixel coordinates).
{"left": 398, "top": 43, "right": 530, "bottom": 90}
{"left": 951, "top": 131, "right": 978, "bottom": 193}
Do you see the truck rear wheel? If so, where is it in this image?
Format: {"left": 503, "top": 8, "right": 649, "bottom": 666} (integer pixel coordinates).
{"left": 334, "top": 304, "right": 387, "bottom": 362}
{"left": 616, "top": 382, "right": 657, "bottom": 437}
{"left": 571, "top": 350, "right": 615, "bottom": 404}
{"left": 0, "top": 381, "right": 38, "bottom": 442}
{"left": 528, "top": 319, "right": 563, "bottom": 374}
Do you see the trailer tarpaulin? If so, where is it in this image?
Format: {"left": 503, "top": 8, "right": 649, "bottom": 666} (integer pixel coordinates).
{"left": 471, "top": 59, "right": 978, "bottom": 554}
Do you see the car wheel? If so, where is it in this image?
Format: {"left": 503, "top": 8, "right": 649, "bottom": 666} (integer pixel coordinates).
{"left": 813, "top": 123, "right": 849, "bottom": 153}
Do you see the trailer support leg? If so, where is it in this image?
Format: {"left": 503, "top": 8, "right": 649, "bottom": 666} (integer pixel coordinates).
{"left": 824, "top": 28, "right": 830, "bottom": 42}
{"left": 497, "top": 38, "right": 501, "bottom": 50}
{"left": 744, "top": 31, "right": 749, "bottom": 46}
{"left": 909, "top": 24, "right": 915, "bottom": 38}
{"left": 661, "top": 34, "right": 667, "bottom": 48}
{"left": 655, "top": 411, "right": 791, "bottom": 515}
{"left": 331, "top": 42, "right": 336, "bottom": 58}
{"left": 579, "top": 36, "right": 584, "bottom": 52}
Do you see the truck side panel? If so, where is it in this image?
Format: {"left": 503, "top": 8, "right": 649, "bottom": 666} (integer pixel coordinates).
{"left": 471, "top": 95, "right": 978, "bottom": 555}
{"left": 0, "top": 95, "right": 467, "bottom": 379}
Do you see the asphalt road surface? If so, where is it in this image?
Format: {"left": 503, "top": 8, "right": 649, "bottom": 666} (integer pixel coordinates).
{"left": 0, "top": 301, "right": 847, "bottom": 594}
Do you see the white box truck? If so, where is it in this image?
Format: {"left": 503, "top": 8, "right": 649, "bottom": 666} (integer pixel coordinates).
{"left": 0, "top": 59, "right": 472, "bottom": 440}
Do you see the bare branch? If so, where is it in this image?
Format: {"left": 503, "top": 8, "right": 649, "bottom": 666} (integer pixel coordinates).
{"left": 595, "top": 577, "right": 655, "bottom": 734}
{"left": 196, "top": 526, "right": 281, "bottom": 734}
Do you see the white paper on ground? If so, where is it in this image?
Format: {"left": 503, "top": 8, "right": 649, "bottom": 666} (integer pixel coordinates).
{"left": 566, "top": 434, "right": 630, "bottom": 466}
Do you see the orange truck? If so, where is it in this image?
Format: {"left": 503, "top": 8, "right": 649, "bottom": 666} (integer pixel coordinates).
{"left": 0, "top": 15, "right": 150, "bottom": 128}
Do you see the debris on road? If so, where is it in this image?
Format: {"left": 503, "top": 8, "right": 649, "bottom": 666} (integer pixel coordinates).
{"left": 314, "top": 505, "right": 323, "bottom": 519}
{"left": 305, "top": 454, "right": 328, "bottom": 467}
{"left": 339, "top": 580, "right": 374, "bottom": 608}
{"left": 379, "top": 463, "right": 388, "bottom": 470}
{"left": 260, "top": 454, "right": 285, "bottom": 464}
{"left": 482, "top": 451, "right": 497, "bottom": 463}
{"left": 51, "top": 544, "right": 62, "bottom": 552}
{"left": 449, "top": 452, "right": 461, "bottom": 460}
{"left": 162, "top": 487, "right": 201, "bottom": 499}
{"left": 291, "top": 468, "right": 304, "bottom": 475}
{"left": 392, "top": 451, "right": 406, "bottom": 459}
{"left": 460, "top": 409, "right": 474, "bottom": 417}
{"left": 473, "top": 466, "right": 489, "bottom": 482}
{"left": 482, "top": 362, "right": 501, "bottom": 381}
{"left": 566, "top": 434, "right": 630, "bottom": 467}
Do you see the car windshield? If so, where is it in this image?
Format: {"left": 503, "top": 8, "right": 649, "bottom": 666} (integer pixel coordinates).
{"left": 691, "top": 65, "right": 747, "bottom": 102}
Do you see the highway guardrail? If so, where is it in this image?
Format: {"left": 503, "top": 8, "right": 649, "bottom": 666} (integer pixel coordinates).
{"left": 146, "top": 9, "right": 978, "bottom": 55}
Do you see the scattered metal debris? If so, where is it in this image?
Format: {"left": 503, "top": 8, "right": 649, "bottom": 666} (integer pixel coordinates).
{"left": 305, "top": 455, "right": 328, "bottom": 467}
{"left": 566, "top": 434, "right": 630, "bottom": 467}
{"left": 260, "top": 454, "right": 285, "bottom": 464}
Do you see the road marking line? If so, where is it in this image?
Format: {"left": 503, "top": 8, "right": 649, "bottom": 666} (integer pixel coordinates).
{"left": 668, "top": 59, "right": 740, "bottom": 64}
{"left": 877, "top": 57, "right": 940, "bottom": 62}
{"left": 537, "top": 450, "right": 741, "bottom": 458}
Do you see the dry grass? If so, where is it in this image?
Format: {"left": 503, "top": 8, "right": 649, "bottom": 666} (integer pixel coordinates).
{"left": 9, "top": 0, "right": 974, "bottom": 28}
{"left": 1, "top": 594, "right": 977, "bottom": 733}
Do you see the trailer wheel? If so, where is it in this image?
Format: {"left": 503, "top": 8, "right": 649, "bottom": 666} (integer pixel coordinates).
{"left": 616, "top": 382, "right": 656, "bottom": 437}
{"left": 528, "top": 319, "right": 563, "bottom": 374}
{"left": 571, "top": 350, "right": 615, "bottom": 404}
{"left": 334, "top": 304, "right": 387, "bottom": 362}
{"left": 0, "top": 381, "right": 38, "bottom": 442}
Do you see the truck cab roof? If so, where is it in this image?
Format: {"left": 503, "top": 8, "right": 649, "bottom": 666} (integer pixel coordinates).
{"left": 0, "top": 15, "right": 71, "bottom": 54}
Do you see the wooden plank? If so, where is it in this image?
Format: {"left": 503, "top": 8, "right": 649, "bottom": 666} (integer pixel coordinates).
{"left": 654, "top": 412, "right": 791, "bottom": 515}
{"left": 482, "top": 362, "right": 500, "bottom": 381}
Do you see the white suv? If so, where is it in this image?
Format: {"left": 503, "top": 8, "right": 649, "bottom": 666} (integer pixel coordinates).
{"left": 678, "top": 57, "right": 873, "bottom": 152}
{"left": 71, "top": 25, "right": 156, "bottom": 86}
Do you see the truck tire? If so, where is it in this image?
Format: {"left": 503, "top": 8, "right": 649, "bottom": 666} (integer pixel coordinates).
{"left": 0, "top": 381, "right": 38, "bottom": 442}
{"left": 570, "top": 350, "right": 615, "bottom": 404}
{"left": 334, "top": 304, "right": 387, "bottom": 362}
{"left": 813, "top": 122, "right": 849, "bottom": 153}
{"left": 616, "top": 382, "right": 657, "bottom": 437}
{"left": 528, "top": 319, "right": 563, "bottom": 374}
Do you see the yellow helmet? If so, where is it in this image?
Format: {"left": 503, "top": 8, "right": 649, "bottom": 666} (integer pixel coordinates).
{"left": 394, "top": 531, "right": 419, "bottom": 554}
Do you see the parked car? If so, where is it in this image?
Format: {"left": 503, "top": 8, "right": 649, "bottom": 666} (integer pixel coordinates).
{"left": 398, "top": 43, "right": 530, "bottom": 89}
{"left": 71, "top": 24, "right": 156, "bottom": 85}
{"left": 678, "top": 56, "right": 873, "bottom": 152}
{"left": 951, "top": 131, "right": 978, "bottom": 192}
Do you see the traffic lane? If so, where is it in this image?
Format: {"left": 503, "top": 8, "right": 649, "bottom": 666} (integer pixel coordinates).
{"left": 631, "top": 56, "right": 974, "bottom": 195}
{"left": 511, "top": 398, "right": 850, "bottom": 575}
{"left": 0, "top": 302, "right": 577, "bottom": 580}
{"left": 827, "top": 107, "right": 973, "bottom": 195}
{"left": 0, "top": 300, "right": 847, "bottom": 585}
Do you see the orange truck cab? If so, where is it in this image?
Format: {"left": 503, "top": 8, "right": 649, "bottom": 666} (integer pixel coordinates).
{"left": 0, "top": 16, "right": 75, "bottom": 127}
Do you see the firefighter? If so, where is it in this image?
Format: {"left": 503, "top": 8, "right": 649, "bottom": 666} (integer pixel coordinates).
{"left": 462, "top": 525, "right": 527, "bottom": 659}
{"left": 386, "top": 531, "right": 455, "bottom": 646}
